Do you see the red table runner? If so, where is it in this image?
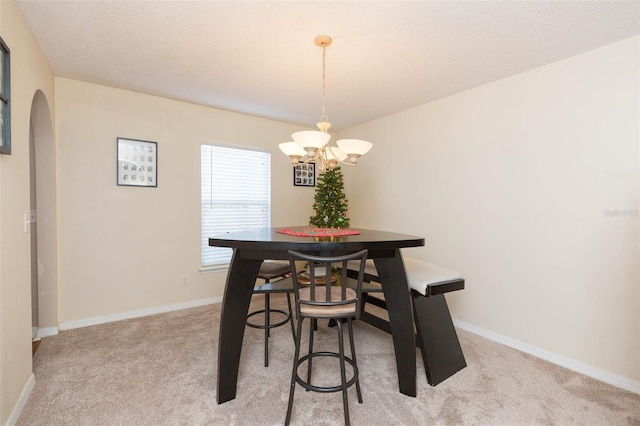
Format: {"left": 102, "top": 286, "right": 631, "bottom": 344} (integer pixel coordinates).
{"left": 277, "top": 227, "right": 361, "bottom": 237}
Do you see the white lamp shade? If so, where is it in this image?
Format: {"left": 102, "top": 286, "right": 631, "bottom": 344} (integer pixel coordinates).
{"left": 324, "top": 145, "right": 347, "bottom": 162}
{"left": 292, "top": 130, "right": 331, "bottom": 150}
{"left": 336, "top": 139, "right": 373, "bottom": 156}
{"left": 279, "top": 142, "right": 306, "bottom": 157}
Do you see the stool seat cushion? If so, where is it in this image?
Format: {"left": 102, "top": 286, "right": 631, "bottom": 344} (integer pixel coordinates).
{"left": 298, "top": 286, "right": 357, "bottom": 316}
{"left": 258, "top": 261, "right": 291, "bottom": 280}
{"left": 348, "top": 258, "right": 461, "bottom": 296}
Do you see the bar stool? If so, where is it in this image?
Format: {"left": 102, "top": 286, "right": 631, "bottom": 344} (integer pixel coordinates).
{"left": 246, "top": 260, "right": 295, "bottom": 367}
{"left": 285, "top": 249, "right": 368, "bottom": 426}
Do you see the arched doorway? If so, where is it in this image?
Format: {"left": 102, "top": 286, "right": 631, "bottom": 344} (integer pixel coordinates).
{"left": 29, "top": 90, "right": 58, "bottom": 338}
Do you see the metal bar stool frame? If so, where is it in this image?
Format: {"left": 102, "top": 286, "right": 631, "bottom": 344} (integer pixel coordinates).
{"left": 285, "top": 249, "right": 368, "bottom": 426}
{"left": 246, "top": 261, "right": 296, "bottom": 367}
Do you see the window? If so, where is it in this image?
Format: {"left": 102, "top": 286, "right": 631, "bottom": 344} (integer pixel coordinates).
{"left": 201, "top": 144, "right": 271, "bottom": 268}
{"left": 0, "top": 36, "right": 10, "bottom": 155}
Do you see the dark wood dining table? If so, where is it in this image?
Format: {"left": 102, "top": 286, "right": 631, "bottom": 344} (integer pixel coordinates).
{"left": 209, "top": 227, "right": 425, "bottom": 404}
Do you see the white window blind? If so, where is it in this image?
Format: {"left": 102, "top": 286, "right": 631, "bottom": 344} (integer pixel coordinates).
{"left": 201, "top": 144, "right": 271, "bottom": 267}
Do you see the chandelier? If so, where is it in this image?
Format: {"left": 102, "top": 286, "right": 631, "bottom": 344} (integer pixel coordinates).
{"left": 279, "top": 35, "right": 372, "bottom": 173}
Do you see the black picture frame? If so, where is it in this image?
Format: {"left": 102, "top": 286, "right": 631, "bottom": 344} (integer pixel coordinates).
{"left": 0, "top": 36, "right": 10, "bottom": 155}
{"left": 293, "top": 162, "right": 315, "bottom": 187}
{"left": 117, "top": 137, "right": 158, "bottom": 187}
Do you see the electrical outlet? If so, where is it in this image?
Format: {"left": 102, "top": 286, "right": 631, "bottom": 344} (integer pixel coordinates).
{"left": 181, "top": 274, "right": 189, "bottom": 286}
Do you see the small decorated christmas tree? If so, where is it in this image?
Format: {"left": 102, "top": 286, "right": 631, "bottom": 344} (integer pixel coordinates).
{"left": 309, "top": 167, "right": 350, "bottom": 228}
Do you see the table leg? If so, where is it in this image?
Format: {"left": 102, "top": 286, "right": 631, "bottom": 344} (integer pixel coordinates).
{"left": 374, "top": 251, "right": 417, "bottom": 397}
{"left": 217, "top": 251, "right": 262, "bottom": 404}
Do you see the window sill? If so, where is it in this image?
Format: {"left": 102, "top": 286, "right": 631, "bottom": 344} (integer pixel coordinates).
{"left": 199, "top": 264, "right": 230, "bottom": 274}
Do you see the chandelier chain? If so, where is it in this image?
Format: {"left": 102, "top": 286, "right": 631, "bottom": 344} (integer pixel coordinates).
{"left": 320, "top": 43, "right": 328, "bottom": 123}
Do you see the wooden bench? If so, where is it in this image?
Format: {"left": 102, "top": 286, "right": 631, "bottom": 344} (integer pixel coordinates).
{"left": 347, "top": 257, "right": 467, "bottom": 386}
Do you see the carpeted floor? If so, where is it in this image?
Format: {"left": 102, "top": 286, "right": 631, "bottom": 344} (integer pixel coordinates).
{"left": 17, "top": 295, "right": 640, "bottom": 425}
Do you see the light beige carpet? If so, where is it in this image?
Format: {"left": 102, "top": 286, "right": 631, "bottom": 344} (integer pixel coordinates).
{"left": 17, "top": 295, "right": 640, "bottom": 425}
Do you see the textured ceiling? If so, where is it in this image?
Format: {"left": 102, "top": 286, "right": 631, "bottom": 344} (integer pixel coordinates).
{"left": 16, "top": 1, "right": 640, "bottom": 131}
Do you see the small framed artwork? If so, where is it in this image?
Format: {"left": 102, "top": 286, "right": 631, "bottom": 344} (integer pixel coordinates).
{"left": 293, "top": 162, "right": 315, "bottom": 187}
{"left": 117, "top": 137, "right": 157, "bottom": 187}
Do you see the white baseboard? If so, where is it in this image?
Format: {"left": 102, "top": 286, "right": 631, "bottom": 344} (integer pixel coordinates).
{"left": 453, "top": 319, "right": 640, "bottom": 395}
{"left": 6, "top": 373, "right": 35, "bottom": 426}
{"left": 59, "top": 297, "right": 222, "bottom": 331}
{"left": 36, "top": 326, "right": 59, "bottom": 339}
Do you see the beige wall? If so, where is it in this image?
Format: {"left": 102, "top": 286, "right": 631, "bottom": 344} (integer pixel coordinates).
{"left": 339, "top": 36, "right": 639, "bottom": 386}
{"left": 54, "top": 78, "right": 314, "bottom": 323}
{"left": 0, "top": 0, "right": 55, "bottom": 423}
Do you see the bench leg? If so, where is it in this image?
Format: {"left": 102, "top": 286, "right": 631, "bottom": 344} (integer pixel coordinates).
{"left": 412, "top": 292, "right": 466, "bottom": 386}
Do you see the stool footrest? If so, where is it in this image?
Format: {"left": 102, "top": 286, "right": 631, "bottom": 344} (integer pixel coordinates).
{"left": 295, "top": 351, "right": 359, "bottom": 393}
{"left": 246, "top": 308, "right": 291, "bottom": 330}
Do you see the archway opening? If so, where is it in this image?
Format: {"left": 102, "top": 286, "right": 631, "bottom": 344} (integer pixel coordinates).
{"left": 29, "top": 89, "right": 58, "bottom": 338}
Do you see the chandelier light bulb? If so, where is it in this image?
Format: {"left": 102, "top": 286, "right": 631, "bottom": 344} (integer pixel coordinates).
{"left": 347, "top": 154, "right": 361, "bottom": 164}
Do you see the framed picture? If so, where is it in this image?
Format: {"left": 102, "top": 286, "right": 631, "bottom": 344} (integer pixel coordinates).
{"left": 117, "top": 137, "right": 157, "bottom": 187}
{"left": 293, "top": 162, "right": 315, "bottom": 187}
{"left": 0, "top": 36, "right": 10, "bottom": 155}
